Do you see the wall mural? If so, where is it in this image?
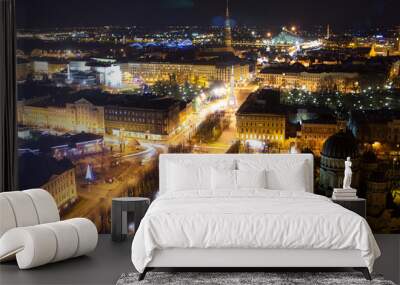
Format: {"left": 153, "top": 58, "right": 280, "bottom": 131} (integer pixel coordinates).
{"left": 16, "top": 1, "right": 400, "bottom": 234}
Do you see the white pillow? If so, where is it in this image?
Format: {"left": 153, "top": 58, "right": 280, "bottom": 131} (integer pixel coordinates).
{"left": 266, "top": 161, "right": 307, "bottom": 191}
{"left": 211, "top": 168, "right": 237, "bottom": 190}
{"left": 236, "top": 169, "right": 267, "bottom": 189}
{"left": 167, "top": 162, "right": 211, "bottom": 191}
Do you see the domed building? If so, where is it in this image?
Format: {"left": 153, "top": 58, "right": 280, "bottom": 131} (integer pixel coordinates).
{"left": 319, "top": 130, "right": 360, "bottom": 196}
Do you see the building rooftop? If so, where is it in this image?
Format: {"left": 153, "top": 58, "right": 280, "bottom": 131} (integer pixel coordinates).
{"left": 22, "top": 86, "right": 182, "bottom": 111}
{"left": 19, "top": 132, "right": 103, "bottom": 154}
{"left": 260, "top": 59, "right": 393, "bottom": 75}
{"left": 18, "top": 152, "right": 74, "bottom": 190}
{"left": 118, "top": 55, "right": 247, "bottom": 67}
{"left": 17, "top": 83, "right": 73, "bottom": 101}
{"left": 236, "top": 89, "right": 286, "bottom": 116}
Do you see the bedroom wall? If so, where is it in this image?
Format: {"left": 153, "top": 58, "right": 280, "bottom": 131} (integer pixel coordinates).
{"left": 14, "top": 0, "right": 400, "bottom": 234}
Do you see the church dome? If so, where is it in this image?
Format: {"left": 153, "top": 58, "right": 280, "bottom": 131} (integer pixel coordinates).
{"left": 321, "top": 130, "right": 359, "bottom": 159}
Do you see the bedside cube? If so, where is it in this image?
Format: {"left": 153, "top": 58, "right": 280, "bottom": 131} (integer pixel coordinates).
{"left": 331, "top": 198, "right": 366, "bottom": 219}
{"left": 111, "top": 197, "right": 150, "bottom": 242}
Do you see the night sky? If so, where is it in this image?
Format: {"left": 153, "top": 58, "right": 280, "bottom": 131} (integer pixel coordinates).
{"left": 16, "top": 0, "right": 400, "bottom": 30}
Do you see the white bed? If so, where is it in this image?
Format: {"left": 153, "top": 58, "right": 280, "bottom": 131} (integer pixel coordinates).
{"left": 131, "top": 154, "right": 380, "bottom": 280}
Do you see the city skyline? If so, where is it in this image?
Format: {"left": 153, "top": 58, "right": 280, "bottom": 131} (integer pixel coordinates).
{"left": 14, "top": 0, "right": 400, "bottom": 234}
{"left": 17, "top": 0, "right": 400, "bottom": 31}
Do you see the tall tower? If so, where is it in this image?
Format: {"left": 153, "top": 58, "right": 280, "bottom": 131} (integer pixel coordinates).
{"left": 396, "top": 26, "right": 400, "bottom": 52}
{"left": 224, "top": 0, "right": 233, "bottom": 49}
{"left": 326, "top": 24, "right": 330, "bottom": 40}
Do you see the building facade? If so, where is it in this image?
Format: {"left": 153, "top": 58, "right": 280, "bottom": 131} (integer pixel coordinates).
{"left": 236, "top": 113, "right": 286, "bottom": 143}
{"left": 258, "top": 71, "right": 359, "bottom": 93}
{"left": 236, "top": 89, "right": 286, "bottom": 145}
{"left": 104, "top": 100, "right": 181, "bottom": 141}
{"left": 43, "top": 167, "right": 78, "bottom": 211}
{"left": 119, "top": 61, "right": 250, "bottom": 86}
{"left": 20, "top": 98, "right": 105, "bottom": 134}
{"left": 298, "top": 121, "right": 340, "bottom": 154}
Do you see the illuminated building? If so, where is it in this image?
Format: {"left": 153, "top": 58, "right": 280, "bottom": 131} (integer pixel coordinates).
{"left": 224, "top": 0, "right": 233, "bottom": 50}
{"left": 69, "top": 60, "right": 91, "bottom": 72}
{"left": 18, "top": 153, "right": 78, "bottom": 212}
{"left": 298, "top": 118, "right": 341, "bottom": 154}
{"left": 30, "top": 48, "right": 89, "bottom": 59}
{"left": 178, "top": 101, "right": 194, "bottom": 125}
{"left": 259, "top": 67, "right": 359, "bottom": 93}
{"left": 397, "top": 26, "right": 400, "bottom": 52}
{"left": 389, "top": 60, "right": 400, "bottom": 80}
{"left": 104, "top": 96, "right": 181, "bottom": 141}
{"left": 326, "top": 24, "right": 330, "bottom": 40}
{"left": 369, "top": 44, "right": 390, "bottom": 57}
{"left": 119, "top": 61, "right": 250, "bottom": 86}
{"left": 88, "top": 59, "right": 122, "bottom": 88}
{"left": 20, "top": 97, "right": 105, "bottom": 135}
{"left": 53, "top": 67, "right": 98, "bottom": 87}
{"left": 236, "top": 90, "right": 286, "bottom": 144}
{"left": 68, "top": 98, "right": 105, "bottom": 134}
{"left": 41, "top": 165, "right": 77, "bottom": 211}
{"left": 271, "top": 29, "right": 304, "bottom": 47}
{"left": 19, "top": 86, "right": 186, "bottom": 141}
{"left": 32, "top": 60, "right": 68, "bottom": 76}
{"left": 19, "top": 133, "right": 104, "bottom": 159}
{"left": 52, "top": 59, "right": 122, "bottom": 88}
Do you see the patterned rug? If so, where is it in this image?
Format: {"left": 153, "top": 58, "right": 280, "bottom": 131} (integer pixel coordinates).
{"left": 116, "top": 271, "right": 396, "bottom": 285}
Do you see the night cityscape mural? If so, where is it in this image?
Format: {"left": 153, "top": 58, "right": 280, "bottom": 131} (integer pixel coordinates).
{"left": 15, "top": 0, "right": 400, "bottom": 233}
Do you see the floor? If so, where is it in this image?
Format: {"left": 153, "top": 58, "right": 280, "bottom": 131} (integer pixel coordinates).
{"left": 0, "top": 235, "right": 133, "bottom": 285}
{"left": 1, "top": 235, "right": 399, "bottom": 285}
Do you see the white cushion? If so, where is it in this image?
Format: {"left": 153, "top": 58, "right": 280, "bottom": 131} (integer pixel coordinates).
{"left": 211, "top": 168, "right": 237, "bottom": 191}
{"left": 167, "top": 162, "right": 212, "bottom": 191}
{"left": 266, "top": 162, "right": 307, "bottom": 191}
{"left": 238, "top": 159, "right": 308, "bottom": 192}
{"left": 161, "top": 156, "right": 236, "bottom": 194}
{"left": 236, "top": 169, "right": 267, "bottom": 189}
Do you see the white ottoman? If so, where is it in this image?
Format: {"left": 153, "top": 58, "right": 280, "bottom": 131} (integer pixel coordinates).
{"left": 0, "top": 189, "right": 98, "bottom": 269}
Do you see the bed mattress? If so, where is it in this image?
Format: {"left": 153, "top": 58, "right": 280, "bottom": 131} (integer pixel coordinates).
{"left": 131, "top": 190, "right": 380, "bottom": 273}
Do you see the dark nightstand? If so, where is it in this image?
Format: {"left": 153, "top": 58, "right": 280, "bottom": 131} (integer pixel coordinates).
{"left": 331, "top": 198, "right": 366, "bottom": 218}
{"left": 111, "top": 197, "right": 150, "bottom": 242}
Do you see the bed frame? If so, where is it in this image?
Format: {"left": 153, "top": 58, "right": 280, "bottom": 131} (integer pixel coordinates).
{"left": 139, "top": 248, "right": 371, "bottom": 280}
{"left": 138, "top": 154, "right": 371, "bottom": 281}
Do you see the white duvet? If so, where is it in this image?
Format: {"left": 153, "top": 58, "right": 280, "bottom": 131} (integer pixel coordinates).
{"left": 131, "top": 190, "right": 380, "bottom": 273}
